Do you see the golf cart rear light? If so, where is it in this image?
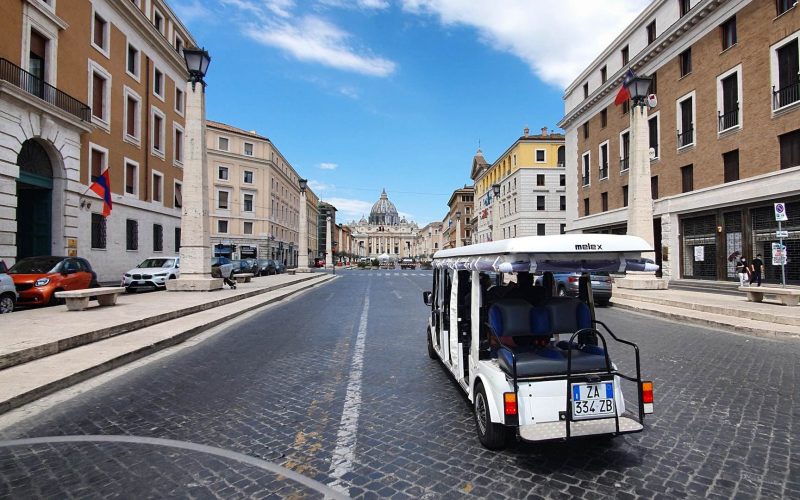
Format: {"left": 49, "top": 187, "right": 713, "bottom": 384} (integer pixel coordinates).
{"left": 642, "top": 381, "right": 654, "bottom": 404}
{"left": 503, "top": 393, "right": 517, "bottom": 416}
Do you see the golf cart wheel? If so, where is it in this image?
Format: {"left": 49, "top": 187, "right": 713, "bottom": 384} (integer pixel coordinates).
{"left": 474, "top": 382, "right": 508, "bottom": 450}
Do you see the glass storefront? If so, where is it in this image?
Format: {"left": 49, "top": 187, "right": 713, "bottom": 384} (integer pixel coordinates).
{"left": 681, "top": 215, "right": 717, "bottom": 280}
{"left": 751, "top": 202, "right": 798, "bottom": 284}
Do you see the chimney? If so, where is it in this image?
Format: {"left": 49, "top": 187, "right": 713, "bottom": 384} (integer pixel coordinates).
{"left": 523, "top": 127, "right": 530, "bottom": 137}
{"left": 541, "top": 126, "right": 548, "bottom": 136}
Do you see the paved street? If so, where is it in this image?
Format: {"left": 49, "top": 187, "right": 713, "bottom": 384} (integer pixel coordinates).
{"left": 1, "top": 269, "right": 799, "bottom": 499}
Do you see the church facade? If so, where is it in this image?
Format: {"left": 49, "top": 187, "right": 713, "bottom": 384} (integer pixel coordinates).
{"left": 349, "top": 190, "right": 419, "bottom": 259}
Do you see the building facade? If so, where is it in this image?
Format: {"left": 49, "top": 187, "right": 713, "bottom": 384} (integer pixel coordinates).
{"left": 559, "top": 0, "right": 800, "bottom": 284}
{"left": 413, "top": 221, "right": 444, "bottom": 259}
{"left": 442, "top": 186, "right": 474, "bottom": 249}
{"left": 349, "top": 190, "right": 419, "bottom": 259}
{"left": 317, "top": 201, "right": 336, "bottom": 264}
{"left": 1, "top": 0, "right": 196, "bottom": 281}
{"left": 207, "top": 121, "right": 312, "bottom": 267}
{"left": 471, "top": 128, "right": 567, "bottom": 243}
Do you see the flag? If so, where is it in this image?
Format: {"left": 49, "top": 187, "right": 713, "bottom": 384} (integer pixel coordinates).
{"left": 614, "top": 69, "right": 636, "bottom": 106}
{"left": 89, "top": 169, "right": 112, "bottom": 217}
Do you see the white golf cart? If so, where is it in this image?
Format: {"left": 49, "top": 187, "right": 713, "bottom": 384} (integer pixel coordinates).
{"left": 422, "top": 234, "right": 654, "bottom": 449}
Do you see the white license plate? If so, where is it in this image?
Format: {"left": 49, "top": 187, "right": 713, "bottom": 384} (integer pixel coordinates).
{"left": 571, "top": 382, "right": 615, "bottom": 420}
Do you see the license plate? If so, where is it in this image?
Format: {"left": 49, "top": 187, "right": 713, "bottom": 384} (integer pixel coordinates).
{"left": 571, "top": 382, "right": 615, "bottom": 420}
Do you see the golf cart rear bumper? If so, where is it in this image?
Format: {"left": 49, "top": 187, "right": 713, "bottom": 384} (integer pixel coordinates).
{"left": 517, "top": 416, "right": 643, "bottom": 442}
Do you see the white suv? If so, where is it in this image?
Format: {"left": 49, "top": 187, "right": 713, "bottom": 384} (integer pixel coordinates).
{"left": 122, "top": 257, "right": 180, "bottom": 292}
{"left": 0, "top": 263, "right": 17, "bottom": 313}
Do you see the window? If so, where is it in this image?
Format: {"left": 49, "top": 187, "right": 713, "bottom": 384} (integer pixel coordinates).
{"left": 153, "top": 9, "right": 164, "bottom": 33}
{"left": 153, "top": 224, "right": 163, "bottom": 252}
{"left": 126, "top": 219, "right": 138, "bottom": 251}
{"left": 173, "top": 125, "right": 184, "bottom": 164}
{"left": 600, "top": 65, "right": 607, "bottom": 83}
{"left": 560, "top": 195, "right": 566, "bottom": 211}
{"left": 174, "top": 181, "right": 182, "bottom": 208}
{"left": 647, "top": 21, "right": 657, "bottom": 44}
{"left": 622, "top": 100, "right": 630, "bottom": 115}
{"left": 599, "top": 142, "right": 609, "bottom": 179}
{"left": 244, "top": 222, "right": 254, "bottom": 235}
{"left": 583, "top": 82, "right": 589, "bottom": 99}
{"left": 777, "top": 0, "right": 794, "bottom": 15}
{"left": 243, "top": 170, "right": 254, "bottom": 184}
{"left": 244, "top": 142, "right": 254, "bottom": 156}
{"left": 648, "top": 114, "right": 659, "bottom": 159}
{"left": 680, "top": 0, "right": 691, "bottom": 16}
{"left": 681, "top": 164, "right": 694, "bottom": 193}
{"left": 773, "top": 38, "right": 799, "bottom": 110}
{"left": 217, "top": 190, "right": 229, "bottom": 209}
{"left": 537, "top": 196, "right": 545, "bottom": 211}
{"left": 89, "top": 62, "right": 111, "bottom": 125}
{"left": 218, "top": 220, "right": 228, "bottom": 233}
{"left": 127, "top": 43, "right": 140, "bottom": 79}
{"left": 92, "top": 12, "right": 109, "bottom": 54}
{"left": 620, "top": 131, "right": 630, "bottom": 171}
{"left": 91, "top": 213, "right": 106, "bottom": 249}
{"left": 601, "top": 192, "right": 608, "bottom": 212}
{"left": 651, "top": 176, "right": 659, "bottom": 199}
{"left": 175, "top": 228, "right": 181, "bottom": 253}
{"left": 124, "top": 88, "right": 141, "bottom": 142}
{"left": 243, "top": 193, "right": 254, "bottom": 212}
{"left": 721, "top": 17, "right": 737, "bottom": 50}
{"left": 582, "top": 152, "right": 590, "bottom": 186}
{"left": 677, "top": 92, "right": 695, "bottom": 148}
{"left": 679, "top": 48, "right": 692, "bottom": 77}
{"left": 124, "top": 160, "right": 138, "bottom": 196}
{"left": 152, "top": 171, "right": 163, "bottom": 203}
{"left": 533, "top": 223, "right": 544, "bottom": 236}
{"left": 218, "top": 166, "right": 229, "bottom": 180}
{"left": 535, "top": 174, "right": 545, "bottom": 187}
{"left": 600, "top": 109, "right": 607, "bottom": 128}
{"left": 90, "top": 145, "right": 106, "bottom": 182}
{"left": 621, "top": 45, "right": 629, "bottom": 66}
{"left": 723, "top": 150, "right": 739, "bottom": 182}
{"left": 560, "top": 174, "right": 565, "bottom": 187}
{"left": 153, "top": 68, "right": 164, "bottom": 99}
{"left": 28, "top": 28, "right": 47, "bottom": 83}
{"left": 718, "top": 68, "right": 740, "bottom": 131}
{"left": 779, "top": 128, "right": 800, "bottom": 169}
{"left": 560, "top": 224, "right": 566, "bottom": 235}
{"left": 175, "top": 34, "right": 184, "bottom": 54}
{"left": 622, "top": 186, "right": 629, "bottom": 207}
{"left": 583, "top": 122, "right": 589, "bottom": 139}
{"left": 536, "top": 149, "right": 545, "bottom": 162}
{"left": 650, "top": 71, "right": 658, "bottom": 95}
{"left": 583, "top": 198, "right": 590, "bottom": 217}
{"left": 151, "top": 108, "right": 165, "bottom": 155}
{"left": 218, "top": 137, "right": 229, "bottom": 151}
{"left": 175, "top": 87, "right": 184, "bottom": 115}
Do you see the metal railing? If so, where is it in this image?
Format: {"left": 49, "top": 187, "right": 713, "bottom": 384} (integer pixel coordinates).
{"left": 677, "top": 126, "right": 694, "bottom": 148}
{"left": 773, "top": 79, "right": 800, "bottom": 110}
{"left": 718, "top": 106, "right": 739, "bottom": 131}
{"left": 0, "top": 58, "right": 91, "bottom": 122}
{"left": 582, "top": 175, "right": 589, "bottom": 186}
{"left": 619, "top": 157, "right": 629, "bottom": 171}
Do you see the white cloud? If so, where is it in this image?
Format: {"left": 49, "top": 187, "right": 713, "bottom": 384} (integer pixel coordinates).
{"left": 317, "top": 0, "right": 390, "bottom": 10}
{"left": 325, "top": 197, "right": 374, "bottom": 219}
{"left": 171, "top": 0, "right": 215, "bottom": 23}
{"left": 318, "top": 162, "right": 339, "bottom": 170}
{"left": 308, "top": 180, "right": 335, "bottom": 193}
{"left": 401, "top": 0, "right": 649, "bottom": 88}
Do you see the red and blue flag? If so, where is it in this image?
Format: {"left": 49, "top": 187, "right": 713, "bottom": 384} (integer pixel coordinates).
{"left": 89, "top": 169, "right": 112, "bottom": 217}
{"left": 614, "top": 69, "right": 636, "bottom": 106}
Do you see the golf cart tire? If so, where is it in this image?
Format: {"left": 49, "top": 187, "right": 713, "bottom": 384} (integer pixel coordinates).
{"left": 474, "top": 382, "right": 508, "bottom": 450}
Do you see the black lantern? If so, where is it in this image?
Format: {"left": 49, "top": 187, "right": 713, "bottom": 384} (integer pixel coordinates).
{"left": 492, "top": 183, "right": 501, "bottom": 197}
{"left": 298, "top": 178, "right": 308, "bottom": 192}
{"left": 455, "top": 210, "right": 462, "bottom": 220}
{"left": 628, "top": 75, "right": 652, "bottom": 107}
{"left": 183, "top": 47, "right": 211, "bottom": 90}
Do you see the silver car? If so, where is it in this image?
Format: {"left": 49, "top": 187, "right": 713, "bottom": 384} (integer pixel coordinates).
{"left": 0, "top": 268, "right": 17, "bottom": 313}
{"left": 122, "top": 256, "right": 181, "bottom": 292}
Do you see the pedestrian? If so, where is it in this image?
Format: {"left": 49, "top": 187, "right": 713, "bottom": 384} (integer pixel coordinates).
{"left": 736, "top": 256, "right": 749, "bottom": 286}
{"left": 750, "top": 253, "right": 764, "bottom": 287}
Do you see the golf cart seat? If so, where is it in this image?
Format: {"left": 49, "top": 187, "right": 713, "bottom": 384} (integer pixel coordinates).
{"left": 488, "top": 298, "right": 609, "bottom": 378}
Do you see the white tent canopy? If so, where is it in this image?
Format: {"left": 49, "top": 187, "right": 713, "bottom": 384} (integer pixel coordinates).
{"left": 378, "top": 253, "right": 393, "bottom": 262}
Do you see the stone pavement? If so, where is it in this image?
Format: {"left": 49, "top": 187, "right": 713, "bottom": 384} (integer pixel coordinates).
{"left": 612, "top": 285, "right": 800, "bottom": 339}
{"left": 0, "top": 272, "right": 335, "bottom": 414}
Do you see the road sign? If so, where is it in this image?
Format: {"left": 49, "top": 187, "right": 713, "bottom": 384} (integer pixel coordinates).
{"left": 776, "top": 230, "right": 789, "bottom": 238}
{"left": 774, "top": 203, "right": 788, "bottom": 221}
{"left": 772, "top": 242, "right": 787, "bottom": 266}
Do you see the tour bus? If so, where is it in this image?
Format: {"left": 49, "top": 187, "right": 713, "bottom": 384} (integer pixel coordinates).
{"left": 423, "top": 234, "right": 654, "bottom": 449}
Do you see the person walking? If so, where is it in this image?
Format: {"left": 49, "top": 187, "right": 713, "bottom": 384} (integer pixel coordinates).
{"left": 736, "top": 256, "right": 750, "bottom": 286}
{"left": 750, "top": 253, "right": 764, "bottom": 287}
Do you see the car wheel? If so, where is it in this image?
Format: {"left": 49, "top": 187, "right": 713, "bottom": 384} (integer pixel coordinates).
{"left": 0, "top": 294, "right": 15, "bottom": 314}
{"left": 557, "top": 286, "right": 566, "bottom": 297}
{"left": 474, "top": 382, "right": 508, "bottom": 450}
{"left": 48, "top": 289, "right": 65, "bottom": 307}
{"left": 597, "top": 299, "right": 610, "bottom": 307}
{"left": 427, "top": 327, "right": 437, "bottom": 359}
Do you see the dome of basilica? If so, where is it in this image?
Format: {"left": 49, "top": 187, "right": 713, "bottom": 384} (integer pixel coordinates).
{"left": 369, "top": 189, "right": 400, "bottom": 225}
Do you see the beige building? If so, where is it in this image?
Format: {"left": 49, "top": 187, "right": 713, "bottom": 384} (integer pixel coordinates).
{"left": 0, "top": 0, "right": 196, "bottom": 281}
{"left": 414, "top": 221, "right": 444, "bottom": 259}
{"left": 442, "top": 186, "right": 474, "bottom": 249}
{"left": 559, "top": 0, "right": 800, "bottom": 284}
{"left": 206, "top": 121, "right": 316, "bottom": 266}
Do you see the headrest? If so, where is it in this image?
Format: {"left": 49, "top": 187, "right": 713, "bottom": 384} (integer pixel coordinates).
{"left": 544, "top": 298, "right": 592, "bottom": 334}
{"left": 489, "top": 299, "right": 532, "bottom": 337}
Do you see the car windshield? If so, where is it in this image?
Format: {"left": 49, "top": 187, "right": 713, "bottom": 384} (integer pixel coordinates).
{"left": 138, "top": 259, "right": 175, "bottom": 268}
{"left": 8, "top": 257, "right": 63, "bottom": 274}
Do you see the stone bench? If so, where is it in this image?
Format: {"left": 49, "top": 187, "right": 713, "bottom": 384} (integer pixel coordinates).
{"left": 233, "top": 273, "right": 254, "bottom": 283}
{"left": 55, "top": 287, "right": 126, "bottom": 311}
{"left": 739, "top": 286, "right": 800, "bottom": 306}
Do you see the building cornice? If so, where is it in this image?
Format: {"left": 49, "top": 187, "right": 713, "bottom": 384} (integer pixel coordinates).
{"left": 0, "top": 82, "right": 93, "bottom": 133}
{"left": 25, "top": 0, "right": 69, "bottom": 30}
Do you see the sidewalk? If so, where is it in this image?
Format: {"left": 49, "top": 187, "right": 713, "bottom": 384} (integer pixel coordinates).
{"left": 612, "top": 286, "right": 800, "bottom": 340}
{"left": 0, "top": 272, "right": 334, "bottom": 414}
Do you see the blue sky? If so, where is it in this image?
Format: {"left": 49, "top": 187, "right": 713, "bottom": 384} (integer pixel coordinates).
{"left": 172, "top": 0, "right": 648, "bottom": 225}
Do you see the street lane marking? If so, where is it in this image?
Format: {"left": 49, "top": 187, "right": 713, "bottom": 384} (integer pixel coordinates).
{"left": 328, "top": 287, "right": 370, "bottom": 493}
{"left": 392, "top": 290, "right": 402, "bottom": 300}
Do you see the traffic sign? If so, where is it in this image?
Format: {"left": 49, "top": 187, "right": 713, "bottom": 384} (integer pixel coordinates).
{"left": 776, "top": 230, "right": 789, "bottom": 238}
{"left": 775, "top": 203, "right": 788, "bottom": 221}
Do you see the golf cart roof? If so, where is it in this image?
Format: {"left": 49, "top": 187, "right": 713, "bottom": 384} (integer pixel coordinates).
{"left": 432, "top": 234, "right": 653, "bottom": 274}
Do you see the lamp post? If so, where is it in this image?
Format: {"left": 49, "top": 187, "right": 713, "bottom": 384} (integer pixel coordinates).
{"left": 455, "top": 210, "right": 462, "bottom": 248}
{"left": 618, "top": 74, "right": 667, "bottom": 290}
{"left": 325, "top": 216, "right": 332, "bottom": 269}
{"left": 296, "top": 178, "right": 311, "bottom": 273}
{"left": 167, "top": 47, "right": 221, "bottom": 291}
{"left": 491, "top": 184, "right": 501, "bottom": 242}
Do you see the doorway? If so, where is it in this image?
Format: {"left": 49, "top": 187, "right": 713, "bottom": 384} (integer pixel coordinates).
{"left": 16, "top": 140, "right": 53, "bottom": 259}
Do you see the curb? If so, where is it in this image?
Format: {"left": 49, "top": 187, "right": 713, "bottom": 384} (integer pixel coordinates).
{"left": 0, "top": 274, "right": 336, "bottom": 415}
{"left": 0, "top": 274, "right": 322, "bottom": 371}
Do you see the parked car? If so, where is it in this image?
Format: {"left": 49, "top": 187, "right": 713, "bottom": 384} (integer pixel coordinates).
{"left": 0, "top": 269, "right": 17, "bottom": 313}
{"left": 257, "top": 259, "right": 277, "bottom": 276}
{"left": 242, "top": 258, "right": 260, "bottom": 275}
{"left": 230, "top": 259, "right": 258, "bottom": 276}
{"left": 210, "top": 257, "right": 235, "bottom": 281}
{"left": 399, "top": 258, "right": 416, "bottom": 270}
{"left": 535, "top": 271, "right": 613, "bottom": 306}
{"left": 122, "top": 256, "right": 180, "bottom": 292}
{"left": 273, "top": 260, "right": 286, "bottom": 274}
{"left": 314, "top": 259, "right": 325, "bottom": 268}
{"left": 8, "top": 256, "right": 97, "bottom": 307}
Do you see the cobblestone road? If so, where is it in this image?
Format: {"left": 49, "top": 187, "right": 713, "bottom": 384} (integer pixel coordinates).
{"left": 1, "top": 269, "right": 798, "bottom": 499}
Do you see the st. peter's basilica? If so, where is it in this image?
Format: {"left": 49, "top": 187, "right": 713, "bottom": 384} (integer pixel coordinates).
{"left": 349, "top": 190, "right": 419, "bottom": 259}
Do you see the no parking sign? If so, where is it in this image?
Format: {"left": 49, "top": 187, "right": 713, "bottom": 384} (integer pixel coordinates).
{"left": 774, "top": 203, "right": 788, "bottom": 221}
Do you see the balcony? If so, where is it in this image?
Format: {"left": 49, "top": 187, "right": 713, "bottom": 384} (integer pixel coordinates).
{"left": 677, "top": 127, "right": 694, "bottom": 148}
{"left": 773, "top": 79, "right": 800, "bottom": 110}
{"left": 620, "top": 157, "right": 629, "bottom": 171}
{"left": 0, "top": 58, "right": 91, "bottom": 122}
{"left": 718, "top": 106, "right": 739, "bottom": 131}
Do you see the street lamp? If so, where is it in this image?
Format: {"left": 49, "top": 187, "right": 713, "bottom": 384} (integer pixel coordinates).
{"left": 296, "top": 178, "right": 311, "bottom": 273}
{"left": 167, "top": 47, "right": 221, "bottom": 291}
{"left": 491, "top": 183, "right": 501, "bottom": 242}
{"left": 455, "top": 210, "right": 462, "bottom": 248}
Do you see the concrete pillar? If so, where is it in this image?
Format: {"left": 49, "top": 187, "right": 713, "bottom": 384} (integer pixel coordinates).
{"left": 325, "top": 217, "right": 332, "bottom": 268}
{"left": 296, "top": 189, "right": 311, "bottom": 272}
{"left": 492, "top": 201, "right": 500, "bottom": 242}
{"left": 168, "top": 81, "right": 222, "bottom": 291}
{"left": 456, "top": 218, "right": 462, "bottom": 248}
